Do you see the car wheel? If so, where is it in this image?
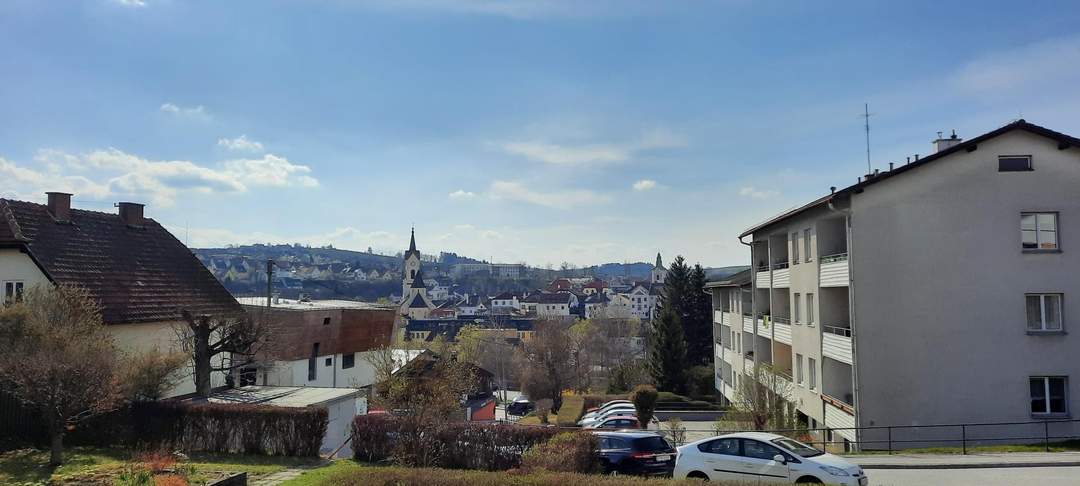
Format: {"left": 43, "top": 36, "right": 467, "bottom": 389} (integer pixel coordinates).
{"left": 686, "top": 471, "right": 709, "bottom": 481}
{"left": 795, "top": 476, "right": 823, "bottom": 484}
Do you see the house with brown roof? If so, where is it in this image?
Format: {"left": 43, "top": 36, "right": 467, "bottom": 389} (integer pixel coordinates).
{"left": 0, "top": 193, "right": 244, "bottom": 397}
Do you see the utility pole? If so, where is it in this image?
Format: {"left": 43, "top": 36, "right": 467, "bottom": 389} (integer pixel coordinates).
{"left": 266, "top": 259, "right": 274, "bottom": 309}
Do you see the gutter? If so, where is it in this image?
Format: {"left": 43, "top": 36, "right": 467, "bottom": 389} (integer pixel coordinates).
{"left": 827, "top": 196, "right": 861, "bottom": 452}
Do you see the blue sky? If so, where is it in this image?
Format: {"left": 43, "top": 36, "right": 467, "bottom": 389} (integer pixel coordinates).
{"left": 3, "top": 0, "right": 1080, "bottom": 267}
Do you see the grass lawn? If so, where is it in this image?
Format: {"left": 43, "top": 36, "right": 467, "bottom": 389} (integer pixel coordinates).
{"left": 515, "top": 395, "right": 587, "bottom": 427}
{"left": 0, "top": 447, "right": 322, "bottom": 485}
{"left": 848, "top": 439, "right": 1080, "bottom": 455}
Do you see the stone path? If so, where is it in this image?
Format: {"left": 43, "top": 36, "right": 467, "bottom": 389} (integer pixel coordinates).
{"left": 250, "top": 468, "right": 304, "bottom": 486}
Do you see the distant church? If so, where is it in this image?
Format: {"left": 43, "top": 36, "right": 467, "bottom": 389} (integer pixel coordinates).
{"left": 400, "top": 228, "right": 434, "bottom": 319}
{"left": 651, "top": 252, "right": 667, "bottom": 284}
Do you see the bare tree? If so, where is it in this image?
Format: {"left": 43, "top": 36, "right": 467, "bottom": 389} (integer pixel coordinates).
{"left": 175, "top": 309, "right": 278, "bottom": 397}
{"left": 731, "top": 363, "right": 798, "bottom": 431}
{"left": 515, "top": 318, "right": 586, "bottom": 411}
{"left": 0, "top": 285, "right": 122, "bottom": 465}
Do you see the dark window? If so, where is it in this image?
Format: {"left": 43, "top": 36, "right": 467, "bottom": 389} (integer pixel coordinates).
{"left": 325, "top": 357, "right": 332, "bottom": 367}
{"left": 1031, "top": 376, "right": 1068, "bottom": 416}
{"left": 741, "top": 439, "right": 786, "bottom": 460}
{"left": 239, "top": 367, "right": 257, "bottom": 387}
{"left": 1021, "top": 213, "right": 1058, "bottom": 250}
{"left": 308, "top": 343, "right": 319, "bottom": 381}
{"left": 632, "top": 436, "right": 673, "bottom": 452}
{"left": 323, "top": 317, "right": 331, "bottom": 325}
{"left": 699, "top": 438, "right": 740, "bottom": 455}
{"left": 342, "top": 353, "right": 355, "bottom": 369}
{"left": 999, "top": 155, "right": 1033, "bottom": 172}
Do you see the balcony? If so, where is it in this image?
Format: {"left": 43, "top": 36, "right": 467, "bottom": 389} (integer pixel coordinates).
{"left": 756, "top": 265, "right": 771, "bottom": 289}
{"left": 822, "top": 325, "right": 853, "bottom": 364}
{"left": 743, "top": 315, "right": 755, "bottom": 334}
{"left": 823, "top": 394, "right": 857, "bottom": 442}
{"left": 819, "top": 252, "right": 850, "bottom": 287}
{"left": 714, "top": 310, "right": 724, "bottom": 324}
{"left": 772, "top": 316, "right": 793, "bottom": 344}
{"left": 771, "top": 262, "right": 791, "bottom": 288}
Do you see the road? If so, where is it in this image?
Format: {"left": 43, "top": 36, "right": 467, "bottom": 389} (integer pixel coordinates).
{"left": 868, "top": 467, "right": 1080, "bottom": 485}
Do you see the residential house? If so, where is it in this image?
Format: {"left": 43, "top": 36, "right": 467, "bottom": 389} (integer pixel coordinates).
{"left": 708, "top": 120, "right": 1080, "bottom": 449}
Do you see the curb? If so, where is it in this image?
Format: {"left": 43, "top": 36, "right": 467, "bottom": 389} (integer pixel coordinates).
{"left": 858, "top": 461, "right": 1080, "bottom": 470}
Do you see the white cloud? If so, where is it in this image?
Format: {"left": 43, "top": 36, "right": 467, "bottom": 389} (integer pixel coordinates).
{"left": 174, "top": 226, "right": 398, "bottom": 251}
{"left": 738, "top": 186, "right": 779, "bottom": 200}
{"left": 950, "top": 35, "right": 1080, "bottom": 94}
{"left": 498, "top": 128, "right": 686, "bottom": 167}
{"left": 488, "top": 180, "right": 611, "bottom": 209}
{"left": 116, "top": 0, "right": 147, "bottom": 7}
{"left": 217, "top": 135, "right": 265, "bottom": 153}
{"left": 632, "top": 179, "right": 657, "bottom": 191}
{"left": 448, "top": 189, "right": 476, "bottom": 199}
{"left": 4, "top": 148, "right": 318, "bottom": 207}
{"left": 352, "top": 0, "right": 661, "bottom": 20}
{"left": 160, "top": 102, "right": 210, "bottom": 121}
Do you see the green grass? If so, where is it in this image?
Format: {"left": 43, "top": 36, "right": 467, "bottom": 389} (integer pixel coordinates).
{"left": 0, "top": 447, "right": 321, "bottom": 485}
{"left": 848, "top": 439, "right": 1080, "bottom": 455}
{"left": 555, "top": 396, "right": 586, "bottom": 426}
{"left": 279, "top": 460, "right": 365, "bottom": 486}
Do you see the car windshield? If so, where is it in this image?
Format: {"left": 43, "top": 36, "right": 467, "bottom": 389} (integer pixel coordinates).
{"left": 632, "top": 436, "right": 673, "bottom": 452}
{"left": 771, "top": 438, "right": 823, "bottom": 458}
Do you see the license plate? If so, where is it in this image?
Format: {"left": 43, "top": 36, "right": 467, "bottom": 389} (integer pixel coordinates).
{"left": 655, "top": 454, "right": 672, "bottom": 462}
{"left": 859, "top": 477, "right": 868, "bottom": 486}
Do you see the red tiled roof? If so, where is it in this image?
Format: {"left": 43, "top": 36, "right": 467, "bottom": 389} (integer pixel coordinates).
{"left": 0, "top": 198, "right": 243, "bottom": 324}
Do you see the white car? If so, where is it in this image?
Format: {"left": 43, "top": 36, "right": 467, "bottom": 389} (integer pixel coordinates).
{"left": 578, "top": 406, "right": 637, "bottom": 427}
{"left": 674, "top": 432, "right": 868, "bottom": 485}
{"left": 580, "top": 400, "right": 633, "bottom": 421}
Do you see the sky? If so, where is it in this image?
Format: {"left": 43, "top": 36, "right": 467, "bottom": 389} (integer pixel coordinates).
{"left": 3, "top": 0, "right": 1080, "bottom": 268}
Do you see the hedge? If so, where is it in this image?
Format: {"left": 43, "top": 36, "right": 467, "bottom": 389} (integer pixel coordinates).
{"left": 520, "top": 432, "right": 599, "bottom": 473}
{"left": 351, "top": 415, "right": 575, "bottom": 471}
{"left": 66, "top": 401, "right": 327, "bottom": 457}
{"left": 311, "top": 464, "right": 752, "bottom": 486}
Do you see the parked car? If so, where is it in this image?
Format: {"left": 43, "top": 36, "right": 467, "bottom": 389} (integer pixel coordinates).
{"left": 584, "top": 415, "right": 640, "bottom": 429}
{"left": 593, "top": 431, "right": 676, "bottom": 476}
{"left": 584, "top": 400, "right": 633, "bottom": 416}
{"left": 673, "top": 432, "right": 869, "bottom": 485}
{"left": 579, "top": 406, "right": 637, "bottom": 426}
{"left": 506, "top": 396, "right": 534, "bottom": 417}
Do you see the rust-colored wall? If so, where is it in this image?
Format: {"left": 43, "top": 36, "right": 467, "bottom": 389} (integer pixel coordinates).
{"left": 247, "top": 306, "right": 395, "bottom": 361}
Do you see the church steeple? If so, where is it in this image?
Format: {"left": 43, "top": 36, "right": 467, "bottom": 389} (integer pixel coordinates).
{"left": 655, "top": 252, "right": 663, "bottom": 269}
{"left": 651, "top": 252, "right": 667, "bottom": 284}
{"left": 409, "top": 227, "right": 417, "bottom": 253}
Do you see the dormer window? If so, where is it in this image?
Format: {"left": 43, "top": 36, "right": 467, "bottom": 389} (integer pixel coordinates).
{"left": 999, "top": 155, "right": 1032, "bottom": 172}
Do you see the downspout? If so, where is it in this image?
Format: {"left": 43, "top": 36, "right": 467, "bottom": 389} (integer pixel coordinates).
{"left": 827, "top": 195, "right": 860, "bottom": 451}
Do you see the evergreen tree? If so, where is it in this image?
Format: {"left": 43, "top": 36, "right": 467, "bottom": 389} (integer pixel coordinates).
{"left": 648, "top": 302, "right": 688, "bottom": 393}
{"left": 685, "top": 264, "right": 713, "bottom": 365}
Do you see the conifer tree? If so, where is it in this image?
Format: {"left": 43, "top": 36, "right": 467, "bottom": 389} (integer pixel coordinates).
{"left": 685, "top": 264, "right": 714, "bottom": 365}
{"left": 648, "top": 302, "right": 688, "bottom": 393}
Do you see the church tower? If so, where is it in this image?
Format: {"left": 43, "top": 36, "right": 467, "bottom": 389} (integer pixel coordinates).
{"left": 651, "top": 252, "right": 667, "bottom": 284}
{"left": 402, "top": 227, "right": 422, "bottom": 298}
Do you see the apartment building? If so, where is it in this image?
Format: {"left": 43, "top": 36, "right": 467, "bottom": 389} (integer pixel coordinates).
{"left": 708, "top": 120, "right": 1080, "bottom": 449}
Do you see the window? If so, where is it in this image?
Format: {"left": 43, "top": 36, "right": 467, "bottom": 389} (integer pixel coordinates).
{"left": 1022, "top": 213, "right": 1058, "bottom": 250}
{"left": 791, "top": 232, "right": 800, "bottom": 264}
{"left": 806, "top": 293, "right": 815, "bottom": 327}
{"left": 808, "top": 358, "right": 817, "bottom": 391}
{"left": 308, "top": 343, "right": 319, "bottom": 381}
{"left": 699, "top": 437, "right": 740, "bottom": 455}
{"left": 793, "top": 293, "right": 801, "bottom": 323}
{"left": 1026, "top": 294, "right": 1063, "bottom": 332}
{"left": 325, "top": 357, "right": 332, "bottom": 367}
{"left": 342, "top": 353, "right": 355, "bottom": 369}
{"left": 1030, "top": 377, "right": 1068, "bottom": 416}
{"left": 323, "top": 317, "right": 331, "bottom": 325}
{"left": 803, "top": 228, "right": 812, "bottom": 262}
{"left": 999, "top": 155, "right": 1033, "bottom": 172}
{"left": 3, "top": 281, "right": 24, "bottom": 305}
{"left": 742, "top": 439, "right": 787, "bottom": 461}
{"left": 796, "top": 354, "right": 804, "bottom": 386}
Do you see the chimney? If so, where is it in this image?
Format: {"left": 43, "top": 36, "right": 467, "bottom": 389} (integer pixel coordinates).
{"left": 117, "top": 202, "right": 145, "bottom": 227}
{"left": 46, "top": 192, "right": 72, "bottom": 222}
{"left": 933, "top": 129, "right": 963, "bottom": 153}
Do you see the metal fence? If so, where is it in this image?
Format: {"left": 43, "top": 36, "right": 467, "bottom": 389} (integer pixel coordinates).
{"left": 678, "top": 418, "right": 1080, "bottom": 454}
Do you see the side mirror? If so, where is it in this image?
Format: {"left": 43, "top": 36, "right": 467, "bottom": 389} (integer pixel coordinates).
{"left": 772, "top": 454, "right": 787, "bottom": 464}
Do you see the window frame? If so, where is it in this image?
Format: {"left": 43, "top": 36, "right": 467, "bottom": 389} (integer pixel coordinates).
{"left": 803, "top": 228, "right": 812, "bottom": 262}
{"left": 794, "top": 293, "right": 801, "bottom": 324}
{"left": 1021, "top": 212, "right": 1060, "bottom": 253}
{"left": 342, "top": 352, "right": 355, "bottom": 369}
{"left": 808, "top": 357, "right": 817, "bottom": 392}
{"left": 791, "top": 232, "right": 800, "bottom": 264}
{"left": 2, "top": 280, "right": 25, "bottom": 305}
{"left": 806, "top": 293, "right": 815, "bottom": 327}
{"left": 1026, "top": 293, "right": 1064, "bottom": 333}
{"left": 1030, "top": 376, "right": 1069, "bottom": 417}
{"left": 795, "top": 353, "right": 804, "bottom": 386}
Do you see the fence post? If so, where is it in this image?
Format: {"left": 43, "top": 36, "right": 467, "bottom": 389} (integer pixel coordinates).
{"left": 1045, "top": 421, "right": 1050, "bottom": 452}
{"left": 887, "top": 426, "right": 892, "bottom": 455}
{"left": 961, "top": 425, "right": 966, "bottom": 455}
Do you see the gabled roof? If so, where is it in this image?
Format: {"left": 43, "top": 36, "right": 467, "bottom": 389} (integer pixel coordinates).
{"left": 492, "top": 291, "right": 519, "bottom": 300}
{"left": 0, "top": 198, "right": 243, "bottom": 324}
{"left": 739, "top": 119, "right": 1080, "bottom": 238}
{"left": 704, "top": 268, "right": 752, "bottom": 288}
{"left": 524, "top": 292, "right": 573, "bottom": 304}
{"left": 403, "top": 227, "right": 420, "bottom": 260}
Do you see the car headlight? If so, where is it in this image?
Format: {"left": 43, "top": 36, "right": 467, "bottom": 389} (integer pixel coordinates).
{"left": 819, "top": 465, "right": 850, "bottom": 477}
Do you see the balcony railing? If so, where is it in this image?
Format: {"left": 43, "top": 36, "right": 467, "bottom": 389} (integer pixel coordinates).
{"left": 824, "top": 325, "right": 852, "bottom": 337}
{"left": 823, "top": 393, "right": 855, "bottom": 415}
{"left": 821, "top": 252, "right": 849, "bottom": 264}
{"left": 756, "top": 264, "right": 770, "bottom": 272}
{"left": 773, "top": 316, "right": 791, "bottom": 324}
{"left": 771, "top": 261, "right": 789, "bottom": 270}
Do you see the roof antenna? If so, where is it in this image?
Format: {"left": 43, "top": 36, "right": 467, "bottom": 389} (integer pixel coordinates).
{"left": 862, "top": 103, "right": 874, "bottom": 174}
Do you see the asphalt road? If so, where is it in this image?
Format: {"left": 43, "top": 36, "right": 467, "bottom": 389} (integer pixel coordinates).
{"left": 868, "top": 467, "right": 1080, "bottom": 485}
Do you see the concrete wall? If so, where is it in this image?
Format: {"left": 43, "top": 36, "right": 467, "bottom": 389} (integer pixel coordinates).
{"left": 263, "top": 350, "right": 380, "bottom": 389}
{"left": 851, "top": 130, "right": 1080, "bottom": 434}
{"left": 0, "top": 249, "right": 50, "bottom": 294}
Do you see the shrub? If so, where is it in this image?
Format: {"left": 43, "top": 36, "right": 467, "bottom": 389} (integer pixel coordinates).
{"left": 659, "top": 418, "right": 687, "bottom": 447}
{"left": 554, "top": 395, "right": 585, "bottom": 426}
{"left": 630, "top": 385, "right": 659, "bottom": 429}
{"left": 134, "top": 450, "right": 177, "bottom": 473}
{"left": 122, "top": 350, "right": 188, "bottom": 402}
{"left": 534, "top": 399, "right": 553, "bottom": 425}
{"left": 351, "top": 415, "right": 563, "bottom": 471}
{"left": 520, "top": 432, "right": 599, "bottom": 474}
{"left": 687, "top": 365, "right": 715, "bottom": 399}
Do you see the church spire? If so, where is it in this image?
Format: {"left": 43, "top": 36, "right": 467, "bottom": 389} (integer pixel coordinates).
{"left": 655, "top": 252, "right": 663, "bottom": 269}
{"left": 409, "top": 227, "right": 417, "bottom": 253}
